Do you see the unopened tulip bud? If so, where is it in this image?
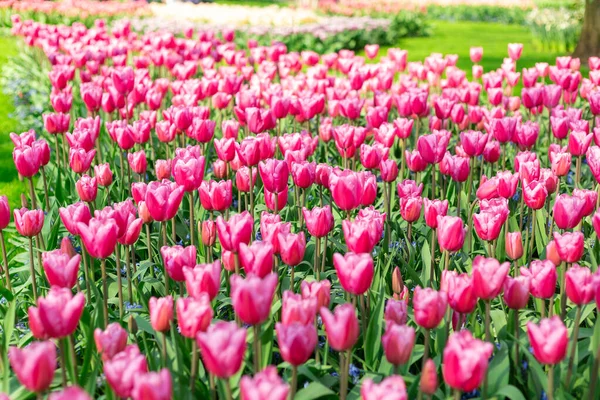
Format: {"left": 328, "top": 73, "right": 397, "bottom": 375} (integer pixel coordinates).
{"left": 391, "top": 266, "right": 404, "bottom": 295}
{"left": 420, "top": 359, "right": 438, "bottom": 395}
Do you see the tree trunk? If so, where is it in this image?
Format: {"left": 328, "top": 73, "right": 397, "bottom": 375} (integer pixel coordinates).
{"left": 573, "top": 0, "right": 600, "bottom": 62}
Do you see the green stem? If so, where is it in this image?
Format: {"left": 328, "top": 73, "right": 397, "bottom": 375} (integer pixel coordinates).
{"left": 548, "top": 364, "right": 555, "bottom": 400}
{"left": 189, "top": 192, "right": 195, "bottom": 248}
{"left": 81, "top": 245, "right": 92, "bottom": 304}
{"left": 28, "top": 237, "right": 38, "bottom": 302}
{"left": 560, "top": 263, "right": 568, "bottom": 320}
{"left": 225, "top": 379, "right": 233, "bottom": 400}
{"left": 190, "top": 340, "right": 198, "bottom": 392}
{"left": 69, "top": 334, "right": 77, "bottom": 384}
{"left": 253, "top": 324, "right": 261, "bottom": 372}
{"left": 429, "top": 230, "right": 436, "bottom": 287}
{"left": 565, "top": 306, "right": 582, "bottom": 388}
{"left": 289, "top": 365, "right": 298, "bottom": 400}
{"left": 126, "top": 245, "right": 133, "bottom": 303}
{"left": 28, "top": 177, "right": 37, "bottom": 209}
{"left": 101, "top": 258, "right": 109, "bottom": 327}
{"left": 116, "top": 246, "right": 124, "bottom": 319}
{"left": 0, "top": 231, "right": 11, "bottom": 291}
{"left": 161, "top": 331, "right": 168, "bottom": 368}
{"left": 58, "top": 339, "right": 68, "bottom": 387}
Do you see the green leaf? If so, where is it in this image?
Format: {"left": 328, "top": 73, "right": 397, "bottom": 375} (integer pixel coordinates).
{"left": 364, "top": 285, "right": 385, "bottom": 371}
{"left": 490, "top": 309, "right": 507, "bottom": 341}
{"left": 420, "top": 237, "right": 432, "bottom": 287}
{"left": 487, "top": 342, "right": 510, "bottom": 395}
{"left": 535, "top": 208, "right": 548, "bottom": 256}
{"left": 495, "top": 385, "right": 527, "bottom": 400}
{"left": 295, "top": 382, "right": 336, "bottom": 400}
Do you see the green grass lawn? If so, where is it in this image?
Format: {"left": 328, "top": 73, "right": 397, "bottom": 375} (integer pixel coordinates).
{"left": 391, "top": 20, "right": 563, "bottom": 75}
{"left": 0, "top": 34, "right": 26, "bottom": 210}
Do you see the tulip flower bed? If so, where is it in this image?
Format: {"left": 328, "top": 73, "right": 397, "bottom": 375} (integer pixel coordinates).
{"left": 0, "top": 0, "right": 150, "bottom": 28}
{"left": 2, "top": 14, "right": 600, "bottom": 400}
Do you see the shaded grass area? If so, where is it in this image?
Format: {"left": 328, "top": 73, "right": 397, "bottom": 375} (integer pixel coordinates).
{"left": 0, "top": 34, "right": 26, "bottom": 210}
{"left": 392, "top": 20, "right": 564, "bottom": 74}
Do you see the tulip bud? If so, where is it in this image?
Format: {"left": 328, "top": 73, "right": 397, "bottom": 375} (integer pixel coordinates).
{"left": 391, "top": 266, "right": 404, "bottom": 295}
{"left": 149, "top": 296, "right": 173, "bottom": 332}
{"left": 505, "top": 232, "right": 523, "bottom": 260}
{"left": 420, "top": 359, "right": 438, "bottom": 395}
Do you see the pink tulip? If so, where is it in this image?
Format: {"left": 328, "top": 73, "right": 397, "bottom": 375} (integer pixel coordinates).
{"left": 442, "top": 330, "right": 494, "bottom": 392}
{"left": 48, "top": 386, "right": 92, "bottom": 400}
{"left": 240, "top": 366, "right": 290, "bottom": 400}
{"left": 199, "top": 180, "right": 233, "bottom": 212}
{"left": 12, "top": 144, "right": 41, "bottom": 177}
{"left": 34, "top": 286, "right": 85, "bottom": 338}
{"left": 95, "top": 163, "right": 113, "bottom": 187}
{"left": 505, "top": 232, "right": 524, "bottom": 260}
{"left": 333, "top": 252, "right": 374, "bottom": 295}
{"left": 553, "top": 231, "right": 584, "bottom": 263}
{"left": 300, "top": 280, "right": 331, "bottom": 310}
{"left": 239, "top": 241, "right": 273, "bottom": 278}
{"left": 329, "top": 169, "right": 362, "bottom": 211}
{"left": 176, "top": 295, "right": 213, "bottom": 339}
{"left": 553, "top": 194, "right": 585, "bottom": 230}
{"left": 161, "top": 245, "right": 196, "bottom": 282}
{"left": 361, "top": 376, "right": 407, "bottom": 400}
{"left": 216, "top": 212, "right": 253, "bottom": 252}
{"left": 131, "top": 369, "right": 172, "bottom": 400}
{"left": 69, "top": 148, "right": 96, "bottom": 173}
{"left": 436, "top": 216, "right": 465, "bottom": 252}
{"left": 202, "top": 220, "right": 217, "bottom": 247}
{"left": 149, "top": 296, "right": 173, "bottom": 333}
{"left": 303, "top": 206, "right": 334, "bottom": 238}
{"left": 231, "top": 273, "right": 277, "bottom": 325}
{"left": 320, "top": 303, "right": 359, "bottom": 352}
{"left": 473, "top": 210, "right": 507, "bottom": 242}
{"left": 282, "top": 290, "right": 317, "bottom": 325}
{"left": 105, "top": 345, "right": 149, "bottom": 398}
{"left": 9, "top": 341, "right": 56, "bottom": 393}
{"left": 565, "top": 264, "right": 595, "bottom": 305}
{"left": 527, "top": 316, "right": 568, "bottom": 364}
{"left": 503, "top": 275, "right": 531, "bottom": 309}
{"left": 144, "top": 180, "right": 185, "bottom": 222}
{"left": 413, "top": 287, "right": 447, "bottom": 329}
{"left": 420, "top": 359, "right": 438, "bottom": 396}
{"left": 183, "top": 260, "right": 221, "bottom": 301}
{"left": 275, "top": 321, "right": 317, "bottom": 366}
{"left": 41, "top": 248, "right": 80, "bottom": 288}
{"left": 382, "top": 322, "right": 415, "bottom": 366}
{"left": 520, "top": 260, "right": 557, "bottom": 299}
{"left": 277, "top": 231, "right": 306, "bottom": 266}
{"left": 14, "top": 207, "right": 44, "bottom": 237}
{"left": 417, "top": 130, "right": 450, "bottom": 164}
{"left": 77, "top": 217, "right": 118, "bottom": 259}
{"left": 423, "top": 198, "right": 448, "bottom": 229}
{"left": 196, "top": 321, "right": 246, "bottom": 378}
{"left": 0, "top": 195, "right": 9, "bottom": 230}
{"left": 444, "top": 271, "right": 478, "bottom": 314}
{"left": 94, "top": 323, "right": 128, "bottom": 361}
{"left": 172, "top": 156, "right": 205, "bottom": 192}
{"left": 76, "top": 174, "right": 98, "bottom": 202}
{"left": 472, "top": 256, "right": 510, "bottom": 299}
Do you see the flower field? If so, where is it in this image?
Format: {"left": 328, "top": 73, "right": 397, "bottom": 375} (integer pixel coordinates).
{"left": 0, "top": 7, "right": 599, "bottom": 400}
